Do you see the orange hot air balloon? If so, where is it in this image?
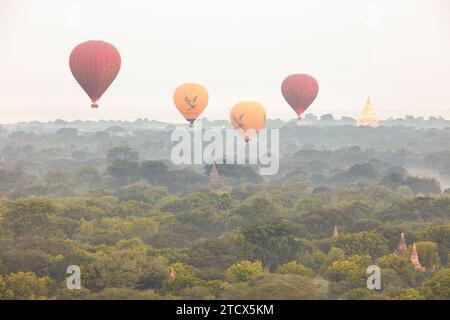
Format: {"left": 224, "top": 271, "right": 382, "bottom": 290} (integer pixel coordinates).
{"left": 230, "top": 101, "right": 266, "bottom": 142}
{"left": 173, "top": 83, "right": 209, "bottom": 126}
{"left": 69, "top": 41, "right": 121, "bottom": 108}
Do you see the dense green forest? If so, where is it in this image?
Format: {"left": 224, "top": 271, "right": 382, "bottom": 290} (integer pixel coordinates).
{"left": 0, "top": 117, "right": 449, "bottom": 300}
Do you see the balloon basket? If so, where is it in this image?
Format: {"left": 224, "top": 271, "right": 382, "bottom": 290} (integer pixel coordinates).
{"left": 91, "top": 103, "right": 99, "bottom": 109}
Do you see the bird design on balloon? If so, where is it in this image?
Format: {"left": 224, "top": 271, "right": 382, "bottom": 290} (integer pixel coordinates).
{"left": 230, "top": 102, "right": 266, "bottom": 142}
{"left": 173, "top": 83, "right": 209, "bottom": 127}
{"left": 232, "top": 113, "right": 245, "bottom": 129}
{"left": 184, "top": 95, "right": 198, "bottom": 110}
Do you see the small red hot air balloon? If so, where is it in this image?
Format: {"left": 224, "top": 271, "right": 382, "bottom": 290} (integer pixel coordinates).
{"left": 69, "top": 41, "right": 121, "bottom": 108}
{"left": 281, "top": 74, "right": 319, "bottom": 119}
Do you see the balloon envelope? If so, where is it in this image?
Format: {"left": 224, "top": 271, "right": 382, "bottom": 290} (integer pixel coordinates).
{"left": 69, "top": 41, "right": 121, "bottom": 107}
{"left": 173, "top": 83, "right": 209, "bottom": 125}
{"left": 230, "top": 101, "right": 266, "bottom": 141}
{"left": 281, "top": 74, "right": 319, "bottom": 117}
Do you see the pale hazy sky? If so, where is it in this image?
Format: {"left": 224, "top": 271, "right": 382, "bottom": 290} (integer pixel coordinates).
{"left": 0, "top": 0, "right": 449, "bottom": 123}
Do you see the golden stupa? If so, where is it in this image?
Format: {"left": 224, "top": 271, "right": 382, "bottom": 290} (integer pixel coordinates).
{"left": 357, "top": 97, "right": 379, "bottom": 128}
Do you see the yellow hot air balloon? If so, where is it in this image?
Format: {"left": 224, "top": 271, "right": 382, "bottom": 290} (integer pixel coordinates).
{"left": 173, "top": 83, "right": 209, "bottom": 126}
{"left": 230, "top": 101, "right": 266, "bottom": 142}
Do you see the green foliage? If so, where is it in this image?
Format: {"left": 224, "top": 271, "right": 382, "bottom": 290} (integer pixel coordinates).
{"left": 1, "top": 122, "right": 450, "bottom": 299}
{"left": 223, "top": 274, "right": 319, "bottom": 300}
{"left": 165, "top": 263, "right": 202, "bottom": 292}
{"left": 414, "top": 241, "right": 441, "bottom": 269}
{"left": 0, "top": 272, "right": 54, "bottom": 300}
{"left": 116, "top": 183, "right": 168, "bottom": 205}
{"left": 234, "top": 196, "right": 277, "bottom": 218}
{"left": 389, "top": 288, "right": 424, "bottom": 300}
{"left": 92, "top": 288, "right": 159, "bottom": 300}
{"left": 106, "top": 146, "right": 139, "bottom": 162}
{"left": 421, "top": 224, "right": 450, "bottom": 265}
{"left": 242, "top": 219, "right": 302, "bottom": 267}
{"left": 227, "top": 261, "right": 264, "bottom": 283}
{"left": 326, "top": 259, "right": 366, "bottom": 288}
{"left": 340, "top": 288, "right": 375, "bottom": 300}
{"left": 418, "top": 268, "right": 450, "bottom": 300}
{"left": 277, "top": 261, "right": 312, "bottom": 276}
{"left": 205, "top": 163, "right": 262, "bottom": 183}
{"left": 381, "top": 196, "right": 450, "bottom": 221}
{"left": 187, "top": 234, "right": 254, "bottom": 269}
{"left": 335, "top": 232, "right": 389, "bottom": 258}
{"left": 84, "top": 251, "right": 167, "bottom": 291}
{"left": 377, "top": 254, "right": 416, "bottom": 286}
{"left": 1, "top": 198, "right": 56, "bottom": 237}
{"left": 298, "top": 208, "right": 353, "bottom": 239}
{"left": 324, "top": 247, "right": 346, "bottom": 267}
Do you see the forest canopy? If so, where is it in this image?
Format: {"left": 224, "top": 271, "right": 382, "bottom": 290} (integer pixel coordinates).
{"left": 0, "top": 118, "right": 449, "bottom": 300}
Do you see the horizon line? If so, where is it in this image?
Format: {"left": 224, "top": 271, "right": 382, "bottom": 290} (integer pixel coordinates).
{"left": 1, "top": 115, "right": 450, "bottom": 126}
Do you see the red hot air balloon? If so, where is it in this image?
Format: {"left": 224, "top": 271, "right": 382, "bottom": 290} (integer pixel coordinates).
{"left": 281, "top": 74, "right": 319, "bottom": 119}
{"left": 69, "top": 41, "right": 121, "bottom": 108}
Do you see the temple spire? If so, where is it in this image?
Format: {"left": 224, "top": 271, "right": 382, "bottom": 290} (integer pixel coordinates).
{"left": 357, "top": 97, "right": 380, "bottom": 127}
{"left": 168, "top": 267, "right": 176, "bottom": 281}
{"left": 332, "top": 225, "right": 339, "bottom": 240}
{"left": 395, "top": 232, "right": 408, "bottom": 256}
{"left": 209, "top": 161, "right": 219, "bottom": 182}
{"left": 411, "top": 243, "right": 425, "bottom": 272}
